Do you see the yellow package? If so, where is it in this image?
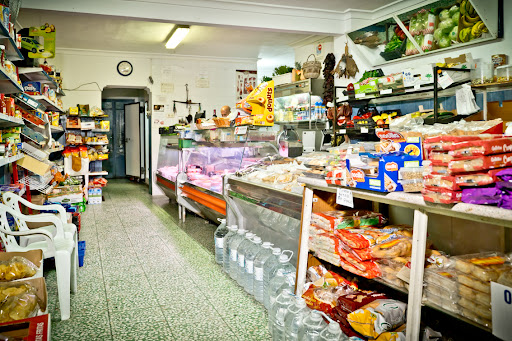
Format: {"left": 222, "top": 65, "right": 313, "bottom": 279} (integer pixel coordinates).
{"left": 100, "top": 121, "right": 110, "bottom": 131}
{"left": 347, "top": 299, "right": 407, "bottom": 339}
{"left": 69, "top": 107, "right": 79, "bottom": 116}
{"left": 246, "top": 80, "right": 275, "bottom": 126}
{"left": 375, "top": 324, "right": 406, "bottom": 341}
{"left": 51, "top": 112, "right": 60, "bottom": 126}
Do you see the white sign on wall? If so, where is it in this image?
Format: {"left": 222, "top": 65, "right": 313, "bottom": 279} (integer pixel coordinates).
{"left": 161, "top": 83, "right": 174, "bottom": 94}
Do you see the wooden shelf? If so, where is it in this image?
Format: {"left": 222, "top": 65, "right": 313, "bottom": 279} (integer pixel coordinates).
{"left": 89, "top": 171, "right": 108, "bottom": 176}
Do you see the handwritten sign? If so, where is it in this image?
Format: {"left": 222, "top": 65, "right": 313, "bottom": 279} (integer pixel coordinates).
{"left": 336, "top": 188, "right": 354, "bottom": 208}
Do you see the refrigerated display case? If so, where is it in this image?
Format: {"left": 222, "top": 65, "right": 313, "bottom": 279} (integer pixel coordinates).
{"left": 156, "top": 132, "right": 180, "bottom": 199}
{"left": 274, "top": 79, "right": 325, "bottom": 124}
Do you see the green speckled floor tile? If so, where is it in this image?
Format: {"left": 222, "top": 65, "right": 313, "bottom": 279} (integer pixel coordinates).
{"left": 52, "top": 310, "right": 112, "bottom": 341}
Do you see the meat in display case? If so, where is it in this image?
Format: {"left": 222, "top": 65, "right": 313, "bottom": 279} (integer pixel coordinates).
{"left": 156, "top": 132, "right": 180, "bottom": 199}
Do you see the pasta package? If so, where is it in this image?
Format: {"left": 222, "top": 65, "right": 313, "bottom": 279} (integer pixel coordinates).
{"left": 448, "top": 153, "right": 512, "bottom": 173}
{"left": 347, "top": 299, "right": 407, "bottom": 339}
{"left": 448, "top": 137, "right": 512, "bottom": 157}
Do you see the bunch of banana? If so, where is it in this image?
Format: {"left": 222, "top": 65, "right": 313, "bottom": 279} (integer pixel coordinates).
{"left": 460, "top": 0, "right": 477, "bottom": 16}
{"left": 471, "top": 21, "right": 487, "bottom": 38}
{"left": 461, "top": 13, "right": 480, "bottom": 28}
{"left": 459, "top": 27, "right": 472, "bottom": 42}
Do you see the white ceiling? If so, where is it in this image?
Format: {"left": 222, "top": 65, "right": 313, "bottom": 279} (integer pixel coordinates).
{"left": 17, "top": 9, "right": 320, "bottom": 60}
{"left": 223, "top": 0, "right": 393, "bottom": 12}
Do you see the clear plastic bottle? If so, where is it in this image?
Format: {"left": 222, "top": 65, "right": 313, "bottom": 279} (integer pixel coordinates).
{"left": 284, "top": 297, "right": 310, "bottom": 341}
{"left": 235, "top": 232, "right": 255, "bottom": 286}
{"left": 267, "top": 269, "right": 296, "bottom": 312}
{"left": 214, "top": 218, "right": 228, "bottom": 265}
{"left": 299, "top": 310, "right": 328, "bottom": 341}
{"left": 269, "top": 289, "right": 294, "bottom": 340}
{"left": 266, "top": 252, "right": 296, "bottom": 308}
{"left": 243, "top": 236, "right": 263, "bottom": 294}
{"left": 263, "top": 248, "right": 283, "bottom": 308}
{"left": 253, "top": 242, "right": 275, "bottom": 303}
{"left": 222, "top": 225, "right": 238, "bottom": 274}
{"left": 319, "top": 322, "right": 346, "bottom": 341}
{"left": 228, "top": 228, "right": 247, "bottom": 280}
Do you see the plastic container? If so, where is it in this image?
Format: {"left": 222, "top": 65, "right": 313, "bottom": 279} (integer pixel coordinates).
{"left": 228, "top": 228, "right": 247, "bottom": 280}
{"left": 214, "top": 218, "right": 227, "bottom": 265}
{"left": 266, "top": 252, "right": 295, "bottom": 309}
{"left": 398, "top": 166, "right": 424, "bottom": 180}
{"left": 263, "top": 248, "right": 283, "bottom": 308}
{"left": 284, "top": 297, "right": 310, "bottom": 341}
{"left": 496, "top": 64, "right": 512, "bottom": 83}
{"left": 269, "top": 288, "right": 294, "bottom": 339}
{"left": 222, "top": 225, "right": 238, "bottom": 274}
{"left": 398, "top": 179, "right": 424, "bottom": 192}
{"left": 319, "top": 321, "right": 347, "bottom": 341}
{"left": 299, "top": 310, "right": 328, "bottom": 341}
{"left": 253, "top": 243, "right": 275, "bottom": 303}
{"left": 235, "top": 232, "right": 255, "bottom": 286}
{"left": 78, "top": 240, "right": 86, "bottom": 267}
{"left": 243, "top": 236, "right": 263, "bottom": 294}
{"left": 267, "top": 269, "right": 296, "bottom": 312}
{"left": 471, "top": 62, "right": 494, "bottom": 85}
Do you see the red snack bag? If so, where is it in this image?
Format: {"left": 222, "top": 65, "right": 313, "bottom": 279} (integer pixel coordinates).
{"left": 337, "top": 291, "right": 388, "bottom": 313}
{"left": 423, "top": 174, "right": 460, "bottom": 191}
{"left": 425, "top": 134, "right": 500, "bottom": 152}
{"left": 449, "top": 137, "right": 512, "bottom": 157}
{"left": 422, "top": 187, "right": 462, "bottom": 204}
{"left": 448, "top": 153, "right": 512, "bottom": 173}
{"left": 429, "top": 152, "right": 457, "bottom": 163}
{"left": 337, "top": 257, "right": 381, "bottom": 278}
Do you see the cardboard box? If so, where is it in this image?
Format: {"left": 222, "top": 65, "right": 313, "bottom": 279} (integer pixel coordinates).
{"left": 0, "top": 250, "right": 43, "bottom": 280}
{"left": 16, "top": 155, "right": 51, "bottom": 176}
{"left": 80, "top": 121, "right": 94, "bottom": 130}
{"left": 22, "top": 82, "right": 42, "bottom": 95}
{"left": 69, "top": 106, "right": 78, "bottom": 116}
{"left": 0, "top": 313, "right": 50, "bottom": 341}
{"left": 66, "top": 117, "right": 80, "bottom": 129}
{"left": 402, "top": 66, "right": 434, "bottom": 87}
{"left": 354, "top": 78, "right": 379, "bottom": 94}
{"left": 21, "top": 109, "right": 44, "bottom": 126}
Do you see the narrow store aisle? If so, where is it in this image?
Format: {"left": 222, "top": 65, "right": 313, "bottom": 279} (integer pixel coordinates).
{"left": 44, "top": 180, "right": 271, "bottom": 341}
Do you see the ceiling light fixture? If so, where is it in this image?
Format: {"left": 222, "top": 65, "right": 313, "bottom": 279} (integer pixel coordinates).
{"left": 165, "top": 25, "right": 190, "bottom": 49}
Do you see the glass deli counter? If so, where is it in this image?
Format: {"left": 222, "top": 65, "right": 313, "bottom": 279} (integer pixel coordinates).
{"left": 156, "top": 132, "right": 180, "bottom": 199}
{"left": 274, "top": 79, "right": 326, "bottom": 124}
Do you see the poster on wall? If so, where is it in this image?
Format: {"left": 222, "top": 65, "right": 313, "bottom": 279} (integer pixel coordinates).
{"left": 23, "top": 24, "right": 56, "bottom": 58}
{"left": 236, "top": 70, "right": 257, "bottom": 102}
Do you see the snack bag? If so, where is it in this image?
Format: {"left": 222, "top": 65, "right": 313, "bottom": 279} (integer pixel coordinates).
{"left": 246, "top": 80, "right": 274, "bottom": 126}
{"left": 448, "top": 137, "right": 512, "bottom": 157}
{"left": 347, "top": 299, "right": 407, "bottom": 339}
{"left": 0, "top": 257, "right": 38, "bottom": 281}
{"left": 448, "top": 153, "right": 512, "bottom": 173}
{"left": 422, "top": 187, "right": 462, "bottom": 204}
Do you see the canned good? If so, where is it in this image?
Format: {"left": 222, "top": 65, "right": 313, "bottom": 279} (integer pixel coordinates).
{"left": 492, "top": 54, "right": 507, "bottom": 68}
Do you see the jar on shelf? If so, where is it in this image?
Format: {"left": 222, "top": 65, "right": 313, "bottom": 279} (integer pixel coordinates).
{"left": 471, "top": 62, "right": 494, "bottom": 85}
{"left": 496, "top": 65, "right": 512, "bottom": 83}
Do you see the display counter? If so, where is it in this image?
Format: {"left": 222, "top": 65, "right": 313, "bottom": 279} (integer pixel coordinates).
{"left": 156, "top": 133, "right": 180, "bottom": 200}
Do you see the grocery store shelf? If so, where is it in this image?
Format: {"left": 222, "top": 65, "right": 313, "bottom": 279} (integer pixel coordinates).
{"left": 31, "top": 96, "right": 64, "bottom": 112}
{"left": 299, "top": 177, "right": 512, "bottom": 228}
{"left": 472, "top": 81, "right": 512, "bottom": 92}
{"left": 86, "top": 141, "right": 108, "bottom": 145}
{"left": 0, "top": 113, "right": 24, "bottom": 128}
{"left": 0, "top": 154, "right": 24, "bottom": 167}
{"left": 0, "top": 67, "right": 23, "bottom": 94}
{"left": 423, "top": 301, "right": 491, "bottom": 333}
{"left": 0, "top": 24, "right": 23, "bottom": 61}
{"left": 18, "top": 68, "right": 63, "bottom": 94}
{"left": 89, "top": 171, "right": 108, "bottom": 176}
{"left": 47, "top": 146, "right": 64, "bottom": 153}
{"left": 15, "top": 93, "right": 46, "bottom": 111}
{"left": 91, "top": 129, "right": 110, "bottom": 133}
{"left": 50, "top": 125, "right": 64, "bottom": 132}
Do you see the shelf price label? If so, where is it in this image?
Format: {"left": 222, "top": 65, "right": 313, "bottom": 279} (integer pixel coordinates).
{"left": 355, "top": 93, "right": 366, "bottom": 99}
{"left": 361, "top": 127, "right": 369, "bottom": 133}
{"left": 336, "top": 188, "right": 354, "bottom": 208}
{"left": 380, "top": 89, "right": 393, "bottom": 95}
{"left": 339, "top": 129, "right": 347, "bottom": 134}
{"left": 492, "top": 282, "right": 512, "bottom": 340}
{"left": 234, "top": 126, "right": 248, "bottom": 135}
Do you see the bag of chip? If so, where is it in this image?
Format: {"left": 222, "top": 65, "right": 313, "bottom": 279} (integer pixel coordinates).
{"left": 347, "top": 299, "right": 407, "bottom": 339}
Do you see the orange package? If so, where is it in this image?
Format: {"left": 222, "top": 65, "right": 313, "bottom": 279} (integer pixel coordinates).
{"left": 335, "top": 226, "right": 412, "bottom": 249}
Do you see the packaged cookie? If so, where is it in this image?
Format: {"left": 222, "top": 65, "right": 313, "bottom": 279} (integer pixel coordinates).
{"left": 448, "top": 137, "right": 512, "bottom": 157}
{"left": 454, "top": 168, "right": 503, "bottom": 187}
{"left": 422, "top": 187, "right": 462, "bottom": 204}
{"left": 453, "top": 252, "right": 511, "bottom": 282}
{"left": 448, "top": 153, "right": 512, "bottom": 173}
{"left": 423, "top": 174, "right": 460, "bottom": 191}
{"left": 423, "top": 268, "right": 458, "bottom": 292}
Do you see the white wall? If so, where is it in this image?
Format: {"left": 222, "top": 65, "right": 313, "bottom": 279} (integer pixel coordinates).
{"left": 53, "top": 48, "right": 256, "bottom": 195}
{"left": 294, "top": 37, "right": 334, "bottom": 78}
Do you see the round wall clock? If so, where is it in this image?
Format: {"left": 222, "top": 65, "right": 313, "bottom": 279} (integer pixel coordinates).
{"left": 117, "top": 61, "right": 133, "bottom": 76}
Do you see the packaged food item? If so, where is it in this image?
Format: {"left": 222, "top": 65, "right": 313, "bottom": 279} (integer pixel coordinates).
{"left": 347, "top": 299, "right": 407, "bottom": 339}
{"left": 335, "top": 226, "right": 412, "bottom": 250}
{"left": 448, "top": 137, "right": 512, "bottom": 157}
{"left": 377, "top": 258, "right": 409, "bottom": 289}
{"left": 423, "top": 289, "right": 460, "bottom": 314}
{"left": 461, "top": 186, "right": 501, "bottom": 205}
{"left": 498, "top": 270, "right": 512, "bottom": 287}
{"left": 453, "top": 252, "right": 510, "bottom": 282}
{"left": 422, "top": 187, "right": 462, "bottom": 204}
{"left": 337, "top": 291, "right": 388, "bottom": 313}
{"left": 311, "top": 210, "right": 385, "bottom": 231}
{"left": 461, "top": 308, "right": 492, "bottom": 329}
{"left": 458, "top": 284, "right": 491, "bottom": 307}
{"left": 448, "top": 153, "right": 512, "bottom": 173}
{"left": 423, "top": 268, "right": 458, "bottom": 291}
{"left": 429, "top": 152, "right": 456, "bottom": 163}
{"left": 338, "top": 256, "right": 381, "bottom": 279}
{"left": 0, "top": 283, "right": 40, "bottom": 322}
{"left": 398, "top": 179, "right": 423, "bottom": 192}
{"left": 398, "top": 166, "right": 424, "bottom": 180}
{"left": 302, "top": 285, "right": 356, "bottom": 316}
{"left": 430, "top": 164, "right": 449, "bottom": 175}
{"left": 454, "top": 169, "right": 503, "bottom": 187}
{"left": 0, "top": 257, "right": 38, "bottom": 281}
{"left": 337, "top": 247, "right": 381, "bottom": 273}
{"left": 423, "top": 174, "right": 460, "bottom": 190}
{"left": 350, "top": 237, "right": 413, "bottom": 260}
{"left": 459, "top": 297, "right": 492, "bottom": 320}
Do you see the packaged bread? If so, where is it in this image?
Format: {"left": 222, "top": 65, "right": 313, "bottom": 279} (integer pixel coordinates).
{"left": 457, "top": 273, "right": 490, "bottom": 293}
{"left": 425, "top": 282, "right": 460, "bottom": 301}
{"left": 424, "top": 134, "right": 499, "bottom": 151}
{"left": 351, "top": 237, "right": 412, "bottom": 260}
{"left": 347, "top": 299, "right": 407, "bottom": 339}
{"left": 376, "top": 258, "right": 409, "bottom": 289}
{"left": 458, "top": 284, "right": 491, "bottom": 307}
{"left": 311, "top": 210, "right": 385, "bottom": 232}
{"left": 448, "top": 153, "right": 512, "bottom": 173}
{"left": 448, "top": 137, "right": 512, "bottom": 157}
{"left": 498, "top": 270, "right": 512, "bottom": 287}
{"left": 461, "top": 308, "right": 492, "bottom": 329}
{"left": 423, "top": 289, "right": 460, "bottom": 314}
{"left": 453, "top": 252, "right": 511, "bottom": 282}
{"left": 423, "top": 268, "right": 458, "bottom": 291}
{"left": 454, "top": 169, "right": 503, "bottom": 187}
{"left": 337, "top": 291, "right": 388, "bottom": 313}
{"left": 335, "top": 225, "right": 412, "bottom": 250}
{"left": 428, "top": 152, "right": 457, "bottom": 163}
{"left": 459, "top": 297, "right": 492, "bottom": 320}
{"left": 337, "top": 256, "right": 382, "bottom": 279}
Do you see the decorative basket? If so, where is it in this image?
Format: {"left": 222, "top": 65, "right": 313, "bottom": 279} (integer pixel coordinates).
{"left": 302, "top": 54, "right": 322, "bottom": 79}
{"left": 213, "top": 117, "right": 231, "bottom": 127}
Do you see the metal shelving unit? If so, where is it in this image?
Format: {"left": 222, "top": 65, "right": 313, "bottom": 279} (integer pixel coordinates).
{"left": 31, "top": 95, "right": 64, "bottom": 113}
{"left": 0, "top": 24, "right": 23, "bottom": 61}
{"left": 0, "top": 113, "right": 24, "bottom": 128}
{"left": 18, "top": 68, "right": 63, "bottom": 94}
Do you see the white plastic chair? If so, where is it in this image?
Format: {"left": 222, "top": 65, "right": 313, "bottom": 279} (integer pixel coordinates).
{"left": 0, "top": 204, "right": 77, "bottom": 320}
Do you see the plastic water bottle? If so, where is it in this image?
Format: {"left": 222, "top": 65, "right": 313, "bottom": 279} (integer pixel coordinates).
{"left": 222, "top": 225, "right": 238, "bottom": 274}
{"left": 266, "top": 252, "right": 296, "bottom": 308}
{"left": 228, "top": 228, "right": 247, "bottom": 280}
{"left": 284, "top": 297, "right": 310, "bottom": 341}
{"left": 214, "top": 218, "right": 227, "bottom": 264}
{"left": 263, "top": 248, "right": 283, "bottom": 308}
{"left": 267, "top": 269, "right": 295, "bottom": 311}
{"left": 253, "top": 242, "right": 274, "bottom": 303}
{"left": 236, "top": 232, "right": 255, "bottom": 285}
{"left": 243, "top": 236, "right": 262, "bottom": 294}
{"left": 319, "top": 322, "right": 346, "bottom": 341}
{"left": 299, "top": 310, "right": 327, "bottom": 341}
{"left": 269, "top": 289, "right": 294, "bottom": 340}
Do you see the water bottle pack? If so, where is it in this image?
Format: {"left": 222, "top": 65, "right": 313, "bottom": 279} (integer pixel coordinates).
{"left": 214, "top": 218, "right": 227, "bottom": 265}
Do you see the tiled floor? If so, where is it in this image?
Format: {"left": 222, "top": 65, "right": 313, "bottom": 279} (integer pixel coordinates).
{"left": 45, "top": 180, "right": 271, "bottom": 340}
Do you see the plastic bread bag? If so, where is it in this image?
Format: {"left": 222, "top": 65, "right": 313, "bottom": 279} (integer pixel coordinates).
{"left": 455, "top": 168, "right": 505, "bottom": 187}
{"left": 305, "top": 264, "right": 356, "bottom": 290}
{"left": 347, "top": 299, "right": 407, "bottom": 339}
{"left": 311, "top": 210, "right": 385, "bottom": 231}
{"left": 422, "top": 187, "right": 462, "bottom": 204}
{"left": 461, "top": 186, "right": 501, "bottom": 205}
{"left": 448, "top": 153, "right": 512, "bottom": 173}
{"left": 423, "top": 174, "right": 460, "bottom": 191}
{"left": 453, "top": 252, "right": 511, "bottom": 283}
{"left": 337, "top": 246, "right": 381, "bottom": 274}
{"left": 0, "top": 257, "right": 38, "bottom": 281}
{"left": 302, "top": 285, "right": 357, "bottom": 316}
{"left": 0, "top": 284, "right": 40, "bottom": 323}
{"left": 458, "top": 283, "right": 491, "bottom": 307}
{"left": 335, "top": 225, "right": 412, "bottom": 250}
{"left": 428, "top": 152, "right": 456, "bottom": 163}
{"left": 448, "top": 137, "right": 512, "bottom": 157}
{"left": 459, "top": 297, "right": 492, "bottom": 321}
{"left": 498, "top": 270, "right": 512, "bottom": 287}
{"left": 461, "top": 307, "right": 492, "bottom": 329}
{"left": 337, "top": 257, "right": 381, "bottom": 279}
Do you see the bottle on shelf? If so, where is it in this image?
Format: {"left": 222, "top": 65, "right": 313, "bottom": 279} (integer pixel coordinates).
{"left": 243, "top": 236, "right": 263, "bottom": 294}
{"left": 284, "top": 296, "right": 310, "bottom": 341}
{"left": 299, "top": 310, "right": 328, "bottom": 340}
{"left": 222, "top": 225, "right": 239, "bottom": 274}
{"left": 253, "top": 242, "right": 275, "bottom": 303}
{"left": 268, "top": 288, "right": 294, "bottom": 340}
{"left": 235, "top": 232, "right": 255, "bottom": 286}
{"left": 262, "top": 247, "right": 283, "bottom": 308}
{"left": 228, "top": 228, "right": 247, "bottom": 280}
{"left": 214, "top": 218, "right": 228, "bottom": 265}
{"left": 267, "top": 269, "right": 295, "bottom": 312}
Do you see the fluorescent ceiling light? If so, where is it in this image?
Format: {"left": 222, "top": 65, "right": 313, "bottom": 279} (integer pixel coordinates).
{"left": 166, "top": 26, "right": 190, "bottom": 49}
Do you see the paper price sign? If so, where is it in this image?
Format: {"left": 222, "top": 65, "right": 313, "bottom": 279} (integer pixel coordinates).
{"left": 336, "top": 188, "right": 354, "bottom": 208}
{"left": 234, "top": 126, "right": 248, "bottom": 135}
{"left": 492, "top": 282, "right": 512, "bottom": 341}
{"left": 339, "top": 129, "right": 347, "bottom": 134}
{"left": 380, "top": 89, "right": 392, "bottom": 95}
{"left": 355, "top": 93, "right": 366, "bottom": 99}
{"left": 361, "top": 127, "right": 369, "bottom": 133}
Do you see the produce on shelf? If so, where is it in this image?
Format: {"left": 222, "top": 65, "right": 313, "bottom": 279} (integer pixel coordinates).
{"left": 459, "top": 0, "right": 487, "bottom": 43}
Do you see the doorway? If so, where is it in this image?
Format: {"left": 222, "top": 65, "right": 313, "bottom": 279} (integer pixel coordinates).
{"left": 101, "top": 88, "right": 150, "bottom": 181}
